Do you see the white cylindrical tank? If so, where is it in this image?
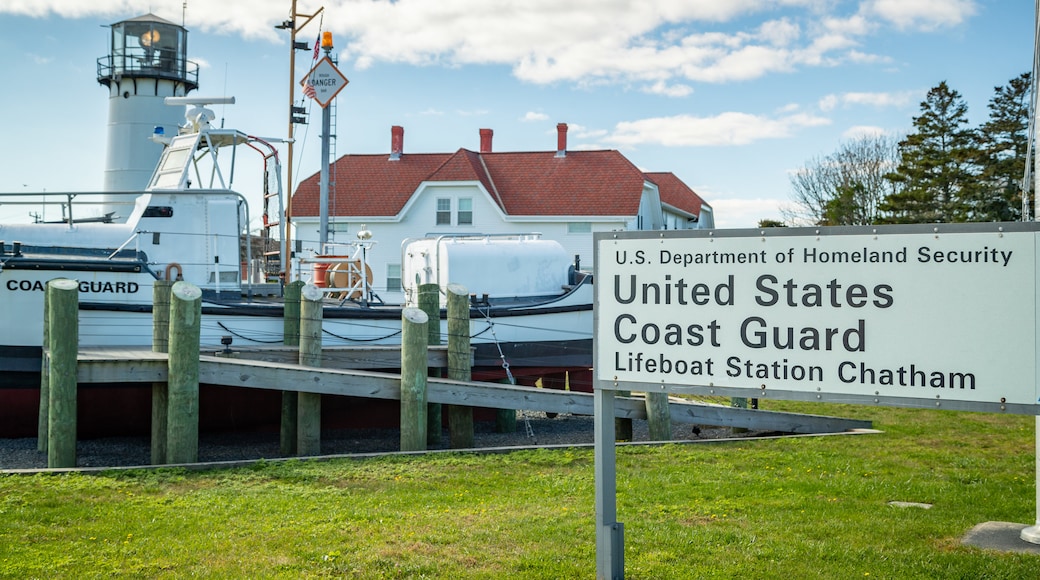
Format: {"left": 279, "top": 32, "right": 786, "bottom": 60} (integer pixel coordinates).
{"left": 404, "top": 236, "right": 571, "bottom": 304}
{"left": 98, "top": 14, "right": 198, "bottom": 218}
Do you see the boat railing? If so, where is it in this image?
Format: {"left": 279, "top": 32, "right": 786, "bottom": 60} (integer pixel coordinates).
{"left": 0, "top": 190, "right": 139, "bottom": 225}
{"left": 417, "top": 232, "right": 545, "bottom": 243}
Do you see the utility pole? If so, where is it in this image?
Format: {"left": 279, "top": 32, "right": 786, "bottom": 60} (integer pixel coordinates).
{"left": 275, "top": 0, "right": 323, "bottom": 283}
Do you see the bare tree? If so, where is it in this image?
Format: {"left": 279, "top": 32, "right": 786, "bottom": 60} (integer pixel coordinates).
{"left": 785, "top": 134, "right": 901, "bottom": 226}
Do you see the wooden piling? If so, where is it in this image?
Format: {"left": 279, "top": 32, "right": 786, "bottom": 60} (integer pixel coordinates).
{"left": 446, "top": 283, "right": 474, "bottom": 448}
{"left": 166, "top": 281, "right": 202, "bottom": 464}
{"left": 46, "top": 279, "right": 79, "bottom": 469}
{"left": 280, "top": 280, "right": 304, "bottom": 455}
{"left": 615, "top": 391, "right": 633, "bottom": 442}
{"left": 400, "top": 307, "right": 429, "bottom": 452}
{"left": 496, "top": 407, "right": 518, "bottom": 433}
{"left": 417, "top": 283, "right": 442, "bottom": 445}
{"left": 37, "top": 281, "right": 54, "bottom": 453}
{"left": 645, "top": 391, "right": 672, "bottom": 441}
{"left": 151, "top": 279, "right": 173, "bottom": 465}
{"left": 297, "top": 284, "right": 323, "bottom": 456}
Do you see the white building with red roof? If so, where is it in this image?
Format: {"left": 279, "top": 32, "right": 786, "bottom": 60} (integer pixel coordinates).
{"left": 290, "top": 123, "right": 712, "bottom": 302}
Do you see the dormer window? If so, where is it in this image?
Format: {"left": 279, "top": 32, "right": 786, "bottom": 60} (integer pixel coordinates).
{"left": 458, "top": 198, "right": 473, "bottom": 225}
{"left": 436, "top": 198, "right": 451, "bottom": 225}
{"left": 435, "top": 197, "right": 473, "bottom": 225}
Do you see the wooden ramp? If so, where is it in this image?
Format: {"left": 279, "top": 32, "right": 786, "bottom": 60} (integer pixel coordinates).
{"left": 76, "top": 348, "right": 871, "bottom": 434}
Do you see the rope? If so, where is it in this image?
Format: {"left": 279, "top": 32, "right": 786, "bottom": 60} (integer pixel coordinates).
{"left": 217, "top": 321, "right": 284, "bottom": 344}
{"left": 321, "top": 327, "right": 402, "bottom": 342}
{"left": 475, "top": 303, "right": 536, "bottom": 441}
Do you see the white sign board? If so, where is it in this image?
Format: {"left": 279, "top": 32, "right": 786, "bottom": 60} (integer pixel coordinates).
{"left": 593, "top": 223, "right": 1040, "bottom": 414}
{"left": 301, "top": 56, "right": 349, "bottom": 108}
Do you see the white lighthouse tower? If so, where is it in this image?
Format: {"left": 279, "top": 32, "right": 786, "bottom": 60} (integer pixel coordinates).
{"left": 97, "top": 14, "right": 198, "bottom": 219}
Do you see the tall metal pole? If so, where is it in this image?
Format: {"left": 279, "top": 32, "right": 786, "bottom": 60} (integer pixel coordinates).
{"left": 1022, "top": 0, "right": 1040, "bottom": 546}
{"left": 1033, "top": 0, "right": 1039, "bottom": 223}
{"left": 319, "top": 41, "right": 332, "bottom": 251}
{"left": 279, "top": 0, "right": 323, "bottom": 282}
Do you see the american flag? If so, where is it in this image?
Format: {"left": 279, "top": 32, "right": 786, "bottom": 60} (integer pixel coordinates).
{"left": 313, "top": 32, "right": 321, "bottom": 60}
{"left": 303, "top": 80, "right": 316, "bottom": 99}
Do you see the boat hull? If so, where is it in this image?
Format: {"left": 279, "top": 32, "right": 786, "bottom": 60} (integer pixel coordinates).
{"left": 1, "top": 268, "right": 593, "bottom": 438}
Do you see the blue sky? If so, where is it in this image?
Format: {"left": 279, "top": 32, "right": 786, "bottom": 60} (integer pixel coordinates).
{"left": 0, "top": 0, "right": 1032, "bottom": 229}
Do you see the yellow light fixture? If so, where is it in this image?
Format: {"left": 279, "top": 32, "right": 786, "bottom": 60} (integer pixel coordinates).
{"left": 321, "top": 31, "right": 334, "bottom": 50}
{"left": 140, "top": 29, "right": 161, "bottom": 47}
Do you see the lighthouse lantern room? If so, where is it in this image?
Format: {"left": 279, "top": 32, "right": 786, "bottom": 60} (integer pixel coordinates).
{"left": 97, "top": 14, "right": 199, "bottom": 213}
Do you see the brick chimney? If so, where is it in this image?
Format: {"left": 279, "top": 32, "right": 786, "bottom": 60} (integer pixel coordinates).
{"left": 390, "top": 125, "right": 404, "bottom": 161}
{"left": 479, "top": 128, "right": 493, "bottom": 153}
{"left": 555, "top": 123, "right": 568, "bottom": 158}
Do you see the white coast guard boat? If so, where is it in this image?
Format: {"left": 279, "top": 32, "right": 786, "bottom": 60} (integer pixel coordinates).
{"left": 0, "top": 98, "right": 593, "bottom": 375}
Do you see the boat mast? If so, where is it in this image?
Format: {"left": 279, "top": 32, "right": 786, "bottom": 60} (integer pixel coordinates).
{"left": 276, "top": 0, "right": 323, "bottom": 281}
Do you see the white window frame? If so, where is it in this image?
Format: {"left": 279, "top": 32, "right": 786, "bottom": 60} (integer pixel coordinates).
{"left": 436, "top": 198, "right": 451, "bottom": 225}
{"left": 386, "top": 263, "right": 402, "bottom": 292}
{"left": 458, "top": 197, "right": 473, "bottom": 225}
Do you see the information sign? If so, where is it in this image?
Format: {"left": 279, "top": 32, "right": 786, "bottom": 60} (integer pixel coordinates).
{"left": 593, "top": 223, "right": 1040, "bottom": 414}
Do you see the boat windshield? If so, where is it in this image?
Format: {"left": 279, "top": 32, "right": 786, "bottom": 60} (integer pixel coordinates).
{"left": 148, "top": 133, "right": 200, "bottom": 190}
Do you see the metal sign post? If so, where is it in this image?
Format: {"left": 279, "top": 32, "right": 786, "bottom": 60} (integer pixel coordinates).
{"left": 301, "top": 55, "right": 348, "bottom": 253}
{"left": 594, "top": 387, "right": 623, "bottom": 579}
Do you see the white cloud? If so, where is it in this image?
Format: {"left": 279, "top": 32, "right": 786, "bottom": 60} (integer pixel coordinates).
{"left": 818, "top": 90, "right": 917, "bottom": 111}
{"left": 607, "top": 111, "right": 830, "bottom": 147}
{"left": 841, "top": 125, "right": 888, "bottom": 139}
{"left": 642, "top": 80, "right": 694, "bottom": 97}
{"left": 844, "top": 50, "right": 891, "bottom": 65}
{"left": 865, "top": 0, "right": 977, "bottom": 30}
{"left": 758, "top": 18, "right": 800, "bottom": 46}
{"left": 332, "top": 0, "right": 916, "bottom": 87}
{"left": 26, "top": 53, "right": 53, "bottom": 65}
{"left": 550, "top": 123, "right": 607, "bottom": 142}
{"left": 843, "top": 91, "right": 917, "bottom": 107}
{"left": 521, "top": 111, "right": 549, "bottom": 122}
{"left": 2, "top": 0, "right": 297, "bottom": 41}
{"left": 821, "top": 14, "right": 874, "bottom": 37}
{"left": 708, "top": 197, "right": 790, "bottom": 229}
{"left": 2, "top": 0, "right": 979, "bottom": 91}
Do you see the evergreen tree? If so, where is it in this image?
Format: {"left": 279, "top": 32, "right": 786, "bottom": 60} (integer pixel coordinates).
{"left": 880, "top": 81, "right": 982, "bottom": 223}
{"left": 975, "top": 72, "right": 1032, "bottom": 221}
{"left": 820, "top": 183, "right": 865, "bottom": 226}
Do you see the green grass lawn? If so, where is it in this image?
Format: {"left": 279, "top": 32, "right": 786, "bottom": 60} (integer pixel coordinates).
{"left": 2, "top": 402, "right": 1039, "bottom": 578}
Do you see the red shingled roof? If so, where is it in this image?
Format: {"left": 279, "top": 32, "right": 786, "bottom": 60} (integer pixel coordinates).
{"left": 477, "top": 151, "right": 646, "bottom": 216}
{"left": 291, "top": 142, "right": 704, "bottom": 219}
{"left": 291, "top": 153, "right": 450, "bottom": 218}
{"left": 645, "top": 171, "right": 704, "bottom": 217}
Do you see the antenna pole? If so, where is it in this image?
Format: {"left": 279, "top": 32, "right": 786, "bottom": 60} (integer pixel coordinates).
{"left": 280, "top": 1, "right": 324, "bottom": 283}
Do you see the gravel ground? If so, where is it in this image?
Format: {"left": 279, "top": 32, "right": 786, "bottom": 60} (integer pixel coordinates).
{"left": 0, "top": 412, "right": 765, "bottom": 471}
